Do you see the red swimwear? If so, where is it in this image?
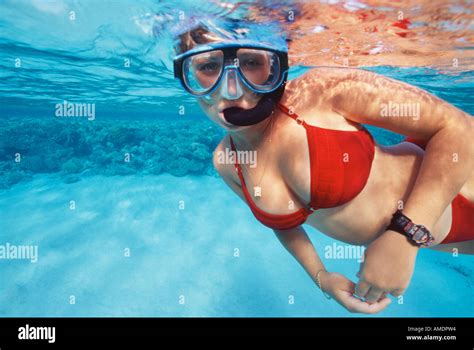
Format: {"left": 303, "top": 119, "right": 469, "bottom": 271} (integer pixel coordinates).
{"left": 229, "top": 103, "right": 375, "bottom": 230}
{"left": 404, "top": 137, "right": 474, "bottom": 244}
{"left": 228, "top": 104, "right": 473, "bottom": 244}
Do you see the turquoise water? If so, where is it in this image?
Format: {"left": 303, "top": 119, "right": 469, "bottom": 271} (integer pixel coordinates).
{"left": 0, "top": 1, "right": 473, "bottom": 317}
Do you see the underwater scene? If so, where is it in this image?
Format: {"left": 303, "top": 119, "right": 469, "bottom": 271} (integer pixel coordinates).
{"left": 0, "top": 0, "right": 473, "bottom": 317}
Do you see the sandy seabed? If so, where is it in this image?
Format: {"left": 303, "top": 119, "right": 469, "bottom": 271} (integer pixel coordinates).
{"left": 0, "top": 174, "right": 472, "bottom": 317}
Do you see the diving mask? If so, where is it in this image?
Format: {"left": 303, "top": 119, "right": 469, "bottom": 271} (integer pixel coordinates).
{"left": 173, "top": 40, "right": 288, "bottom": 98}
{"left": 173, "top": 40, "right": 289, "bottom": 125}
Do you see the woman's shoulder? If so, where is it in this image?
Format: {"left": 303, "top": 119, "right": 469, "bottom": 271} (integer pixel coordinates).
{"left": 212, "top": 135, "right": 241, "bottom": 184}
{"left": 212, "top": 135, "right": 231, "bottom": 174}
{"left": 281, "top": 67, "right": 369, "bottom": 130}
{"left": 281, "top": 67, "right": 354, "bottom": 112}
{"left": 212, "top": 135, "right": 247, "bottom": 201}
{"left": 285, "top": 67, "right": 384, "bottom": 99}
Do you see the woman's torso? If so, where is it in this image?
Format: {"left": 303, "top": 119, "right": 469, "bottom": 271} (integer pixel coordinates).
{"left": 222, "top": 68, "right": 472, "bottom": 246}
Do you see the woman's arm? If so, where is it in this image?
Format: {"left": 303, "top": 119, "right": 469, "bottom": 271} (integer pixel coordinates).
{"left": 319, "top": 68, "right": 474, "bottom": 301}
{"left": 274, "top": 226, "right": 325, "bottom": 284}
{"left": 328, "top": 68, "right": 474, "bottom": 232}
{"left": 214, "top": 135, "right": 390, "bottom": 313}
{"left": 273, "top": 226, "right": 391, "bottom": 314}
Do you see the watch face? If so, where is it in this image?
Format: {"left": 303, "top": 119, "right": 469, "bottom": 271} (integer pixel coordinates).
{"left": 413, "top": 226, "right": 427, "bottom": 242}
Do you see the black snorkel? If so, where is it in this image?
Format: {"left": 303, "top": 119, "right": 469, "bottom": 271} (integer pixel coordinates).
{"left": 222, "top": 82, "right": 286, "bottom": 126}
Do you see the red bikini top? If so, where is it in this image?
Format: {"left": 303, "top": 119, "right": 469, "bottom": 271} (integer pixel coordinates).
{"left": 229, "top": 103, "right": 375, "bottom": 230}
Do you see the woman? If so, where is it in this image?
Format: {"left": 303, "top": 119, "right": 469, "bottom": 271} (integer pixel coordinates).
{"left": 173, "top": 25, "right": 474, "bottom": 314}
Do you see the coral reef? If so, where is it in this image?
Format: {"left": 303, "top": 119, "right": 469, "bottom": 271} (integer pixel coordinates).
{"left": 0, "top": 116, "right": 405, "bottom": 189}
{"left": 0, "top": 117, "right": 225, "bottom": 189}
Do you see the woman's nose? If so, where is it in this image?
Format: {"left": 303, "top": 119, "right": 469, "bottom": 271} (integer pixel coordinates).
{"left": 221, "top": 69, "right": 243, "bottom": 100}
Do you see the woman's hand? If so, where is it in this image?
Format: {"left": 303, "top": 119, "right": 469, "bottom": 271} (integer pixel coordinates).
{"left": 356, "top": 230, "right": 419, "bottom": 302}
{"left": 320, "top": 271, "right": 391, "bottom": 314}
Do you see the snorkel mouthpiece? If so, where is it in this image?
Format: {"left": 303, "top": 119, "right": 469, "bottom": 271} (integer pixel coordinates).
{"left": 223, "top": 97, "right": 275, "bottom": 126}
{"left": 222, "top": 82, "right": 286, "bottom": 126}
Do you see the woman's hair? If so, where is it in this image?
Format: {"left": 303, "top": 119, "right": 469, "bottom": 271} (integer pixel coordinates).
{"left": 172, "top": 17, "right": 289, "bottom": 58}
{"left": 174, "top": 24, "right": 224, "bottom": 56}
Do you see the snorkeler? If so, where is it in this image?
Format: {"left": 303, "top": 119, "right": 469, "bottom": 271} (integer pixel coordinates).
{"left": 173, "top": 24, "right": 474, "bottom": 314}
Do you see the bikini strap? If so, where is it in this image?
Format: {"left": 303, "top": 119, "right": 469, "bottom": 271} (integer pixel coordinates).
{"left": 229, "top": 136, "right": 243, "bottom": 175}
{"left": 277, "top": 103, "right": 309, "bottom": 129}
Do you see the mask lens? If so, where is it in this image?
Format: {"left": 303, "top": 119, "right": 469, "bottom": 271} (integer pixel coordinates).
{"left": 237, "top": 49, "right": 280, "bottom": 91}
{"left": 183, "top": 50, "right": 224, "bottom": 94}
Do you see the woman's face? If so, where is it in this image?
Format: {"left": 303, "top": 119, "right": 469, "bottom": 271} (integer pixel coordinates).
{"left": 190, "top": 47, "right": 273, "bottom": 130}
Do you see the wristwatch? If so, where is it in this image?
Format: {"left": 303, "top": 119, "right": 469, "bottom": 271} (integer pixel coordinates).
{"left": 387, "top": 210, "right": 435, "bottom": 247}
